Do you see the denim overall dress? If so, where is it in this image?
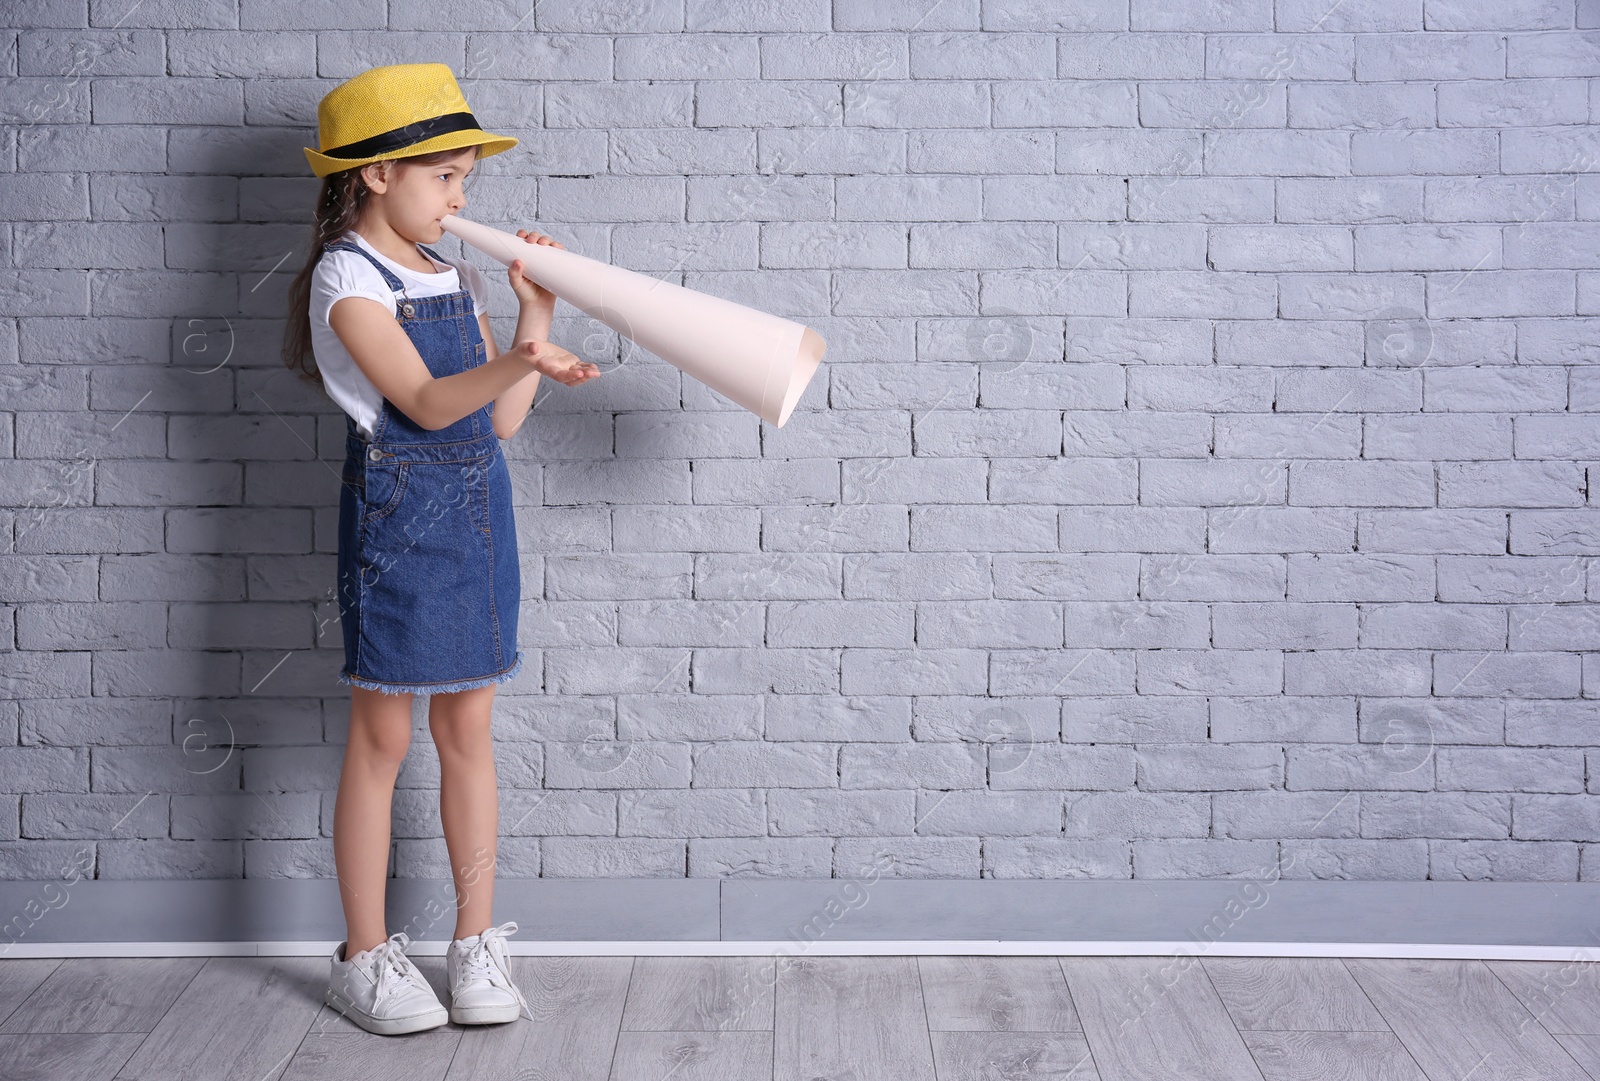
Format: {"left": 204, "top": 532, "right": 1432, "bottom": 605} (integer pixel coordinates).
{"left": 327, "top": 238, "right": 524, "bottom": 695}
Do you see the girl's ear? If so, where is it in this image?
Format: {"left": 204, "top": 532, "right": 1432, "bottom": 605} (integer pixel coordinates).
{"left": 360, "top": 160, "right": 391, "bottom": 194}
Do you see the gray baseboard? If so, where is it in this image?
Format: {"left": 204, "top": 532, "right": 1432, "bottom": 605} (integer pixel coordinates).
{"left": 2, "top": 877, "right": 1596, "bottom": 959}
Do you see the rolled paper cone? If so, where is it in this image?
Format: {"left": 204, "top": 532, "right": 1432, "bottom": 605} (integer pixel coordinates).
{"left": 440, "top": 213, "right": 826, "bottom": 427}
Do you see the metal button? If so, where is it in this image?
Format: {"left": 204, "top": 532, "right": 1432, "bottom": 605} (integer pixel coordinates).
{"left": 400, "top": 302, "right": 415, "bottom": 318}
{"left": 368, "top": 446, "right": 382, "bottom": 462}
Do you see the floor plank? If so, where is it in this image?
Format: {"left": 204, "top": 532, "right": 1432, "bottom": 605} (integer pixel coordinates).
{"left": 114, "top": 956, "right": 326, "bottom": 1081}
{"left": 1241, "top": 1031, "right": 1428, "bottom": 1081}
{"left": 1552, "top": 1034, "right": 1600, "bottom": 1079}
{"left": 775, "top": 956, "right": 936, "bottom": 1081}
{"left": 1486, "top": 959, "right": 1600, "bottom": 1036}
{"left": 1060, "top": 957, "right": 1264, "bottom": 1081}
{"left": 0, "top": 958, "right": 203, "bottom": 1035}
{"left": 920, "top": 956, "right": 1082, "bottom": 1032}
{"left": 930, "top": 1030, "right": 1102, "bottom": 1080}
{"left": 620, "top": 956, "right": 774, "bottom": 1031}
{"left": 1345, "top": 958, "right": 1592, "bottom": 1081}
{"left": 443, "top": 955, "right": 634, "bottom": 1081}
{"left": 281, "top": 1028, "right": 461, "bottom": 1081}
{"left": 610, "top": 1031, "right": 771, "bottom": 1081}
{"left": 1203, "top": 957, "right": 1389, "bottom": 1031}
{"left": 0, "top": 960, "right": 63, "bottom": 1030}
{"left": 0, "top": 1033, "right": 146, "bottom": 1081}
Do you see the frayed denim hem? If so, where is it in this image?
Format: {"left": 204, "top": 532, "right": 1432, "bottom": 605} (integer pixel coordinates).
{"left": 339, "top": 650, "right": 524, "bottom": 696}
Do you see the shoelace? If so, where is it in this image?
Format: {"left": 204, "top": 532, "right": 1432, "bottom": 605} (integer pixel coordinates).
{"left": 367, "top": 932, "right": 428, "bottom": 1007}
{"left": 454, "top": 921, "right": 532, "bottom": 1021}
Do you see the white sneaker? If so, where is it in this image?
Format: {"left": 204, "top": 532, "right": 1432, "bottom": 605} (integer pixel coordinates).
{"left": 446, "top": 921, "right": 530, "bottom": 1025}
{"left": 325, "top": 931, "right": 449, "bottom": 1036}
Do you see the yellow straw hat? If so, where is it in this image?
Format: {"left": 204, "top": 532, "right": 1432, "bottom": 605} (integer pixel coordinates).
{"left": 303, "top": 62, "right": 518, "bottom": 178}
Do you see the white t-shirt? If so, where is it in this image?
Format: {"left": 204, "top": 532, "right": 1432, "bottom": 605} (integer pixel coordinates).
{"left": 310, "top": 230, "right": 491, "bottom": 439}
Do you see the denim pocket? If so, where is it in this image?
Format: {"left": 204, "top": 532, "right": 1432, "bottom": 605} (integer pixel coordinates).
{"left": 362, "top": 459, "right": 408, "bottom": 524}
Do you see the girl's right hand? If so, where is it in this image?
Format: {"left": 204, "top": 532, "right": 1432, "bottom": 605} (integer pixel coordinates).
{"left": 513, "top": 339, "right": 602, "bottom": 386}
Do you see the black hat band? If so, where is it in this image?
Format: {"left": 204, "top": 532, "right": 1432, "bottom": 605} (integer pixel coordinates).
{"left": 321, "top": 110, "right": 484, "bottom": 160}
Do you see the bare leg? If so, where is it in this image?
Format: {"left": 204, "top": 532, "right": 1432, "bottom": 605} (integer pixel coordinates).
{"left": 333, "top": 685, "right": 414, "bottom": 957}
{"left": 428, "top": 683, "right": 499, "bottom": 940}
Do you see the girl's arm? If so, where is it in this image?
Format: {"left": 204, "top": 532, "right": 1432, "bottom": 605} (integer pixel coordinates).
{"left": 487, "top": 229, "right": 602, "bottom": 440}
{"left": 482, "top": 300, "right": 547, "bottom": 441}
{"left": 327, "top": 296, "right": 568, "bottom": 432}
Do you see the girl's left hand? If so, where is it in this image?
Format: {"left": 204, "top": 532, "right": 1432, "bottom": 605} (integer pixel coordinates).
{"left": 508, "top": 228, "right": 563, "bottom": 310}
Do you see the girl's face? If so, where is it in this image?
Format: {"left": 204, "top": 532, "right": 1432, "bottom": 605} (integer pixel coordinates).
{"left": 357, "top": 146, "right": 478, "bottom": 243}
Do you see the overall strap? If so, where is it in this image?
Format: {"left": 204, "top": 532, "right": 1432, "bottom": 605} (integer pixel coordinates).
{"left": 320, "top": 238, "right": 406, "bottom": 293}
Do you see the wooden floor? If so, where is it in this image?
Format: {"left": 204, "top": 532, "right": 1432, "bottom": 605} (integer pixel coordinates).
{"left": 0, "top": 953, "right": 1596, "bottom": 1080}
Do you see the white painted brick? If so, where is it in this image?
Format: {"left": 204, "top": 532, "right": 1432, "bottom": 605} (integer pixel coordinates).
{"left": 1276, "top": 0, "right": 1423, "bottom": 32}
{"left": 986, "top": 176, "right": 1125, "bottom": 219}
{"left": 1507, "top": 32, "right": 1600, "bottom": 77}
{"left": 1425, "top": 369, "right": 1565, "bottom": 416}
{"left": 1065, "top": 32, "right": 1205, "bottom": 79}
{"left": 982, "top": 0, "right": 1126, "bottom": 31}
{"left": 534, "top": 1, "right": 684, "bottom": 33}
{"left": 984, "top": 839, "right": 1127, "bottom": 877}
{"left": 1133, "top": 0, "right": 1273, "bottom": 31}
{"left": 1281, "top": 839, "right": 1429, "bottom": 878}
{"left": 760, "top": 221, "right": 905, "bottom": 269}
{"left": 760, "top": 32, "right": 906, "bottom": 80}
{"left": 1351, "top": 129, "right": 1497, "bottom": 174}
{"left": 1141, "top": 81, "right": 1287, "bottom": 128}
{"left": 833, "top": 0, "right": 979, "bottom": 31}
{"left": 1440, "top": 747, "right": 1586, "bottom": 792}
{"left": 1509, "top": 508, "right": 1600, "bottom": 556}
{"left": 615, "top": 129, "right": 754, "bottom": 181}
{"left": 1134, "top": 839, "right": 1280, "bottom": 878}
{"left": 690, "top": 838, "right": 832, "bottom": 876}
{"left": 993, "top": 80, "right": 1138, "bottom": 127}
{"left": 1214, "top": 318, "right": 1364, "bottom": 365}
{"left": 1208, "top": 32, "right": 1353, "bottom": 79}
{"left": 1215, "top": 791, "right": 1360, "bottom": 836}
{"left": 911, "top": 221, "right": 1054, "bottom": 267}
{"left": 1060, "top": 223, "right": 1208, "bottom": 269}
{"left": 840, "top": 837, "right": 979, "bottom": 876}
{"left": 1145, "top": 556, "right": 1280, "bottom": 598}
{"left": 1425, "top": 175, "right": 1574, "bottom": 221}
{"left": 1430, "top": 839, "right": 1578, "bottom": 879}
{"left": 1425, "top": 0, "right": 1573, "bottom": 30}
{"left": 759, "top": 127, "right": 906, "bottom": 173}
{"left": 1439, "top": 78, "right": 1589, "bottom": 127}
{"left": 908, "top": 129, "right": 1053, "bottom": 174}
{"left": 831, "top": 362, "right": 974, "bottom": 408}
{"left": 1128, "top": 270, "right": 1276, "bottom": 316}
{"left": 686, "top": 0, "right": 826, "bottom": 32}
{"left": 1130, "top": 176, "right": 1274, "bottom": 221}
{"left": 846, "top": 79, "right": 989, "bottom": 128}
{"left": 909, "top": 32, "right": 1055, "bottom": 79}
{"left": 699, "top": 80, "right": 841, "bottom": 126}
{"left": 1290, "top": 82, "right": 1436, "bottom": 128}
{"left": 1288, "top": 650, "right": 1434, "bottom": 695}
{"left": 1355, "top": 31, "right": 1503, "bottom": 79}
{"left": 1213, "top": 697, "right": 1355, "bottom": 741}
{"left": 1214, "top": 600, "right": 1357, "bottom": 647}
{"left": 615, "top": 33, "right": 758, "bottom": 79}
{"left": 1363, "top": 793, "right": 1510, "bottom": 838}
{"left": 1058, "top": 129, "right": 1203, "bottom": 174}
{"left": 1210, "top": 224, "right": 1353, "bottom": 271}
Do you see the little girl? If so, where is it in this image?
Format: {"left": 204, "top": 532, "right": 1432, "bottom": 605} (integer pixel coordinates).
{"left": 282, "top": 62, "right": 599, "bottom": 1036}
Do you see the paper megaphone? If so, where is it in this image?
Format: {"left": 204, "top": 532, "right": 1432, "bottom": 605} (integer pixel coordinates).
{"left": 439, "top": 214, "right": 826, "bottom": 427}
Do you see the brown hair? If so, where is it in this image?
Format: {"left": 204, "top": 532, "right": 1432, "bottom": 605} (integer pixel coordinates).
{"left": 281, "top": 144, "right": 482, "bottom": 391}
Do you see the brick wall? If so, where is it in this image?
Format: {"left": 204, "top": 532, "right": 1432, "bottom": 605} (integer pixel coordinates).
{"left": 1, "top": 0, "right": 1597, "bottom": 884}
